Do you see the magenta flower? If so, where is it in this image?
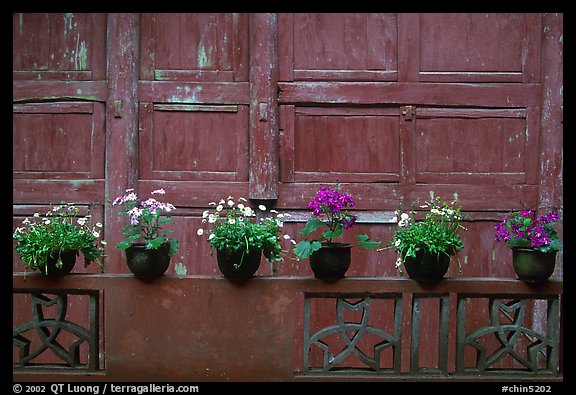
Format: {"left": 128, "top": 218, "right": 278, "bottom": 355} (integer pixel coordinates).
{"left": 494, "top": 210, "right": 562, "bottom": 252}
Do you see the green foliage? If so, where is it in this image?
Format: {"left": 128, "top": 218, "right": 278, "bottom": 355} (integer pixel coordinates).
{"left": 380, "top": 193, "right": 466, "bottom": 274}
{"left": 112, "top": 188, "right": 179, "bottom": 256}
{"left": 293, "top": 182, "right": 380, "bottom": 260}
{"left": 198, "top": 197, "right": 292, "bottom": 267}
{"left": 12, "top": 203, "right": 106, "bottom": 273}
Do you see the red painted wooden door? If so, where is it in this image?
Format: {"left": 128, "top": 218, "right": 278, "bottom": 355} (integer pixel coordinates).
{"left": 13, "top": 13, "right": 563, "bottom": 278}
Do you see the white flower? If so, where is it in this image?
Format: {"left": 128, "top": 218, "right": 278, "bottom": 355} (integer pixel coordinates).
{"left": 208, "top": 214, "right": 217, "bottom": 223}
{"left": 77, "top": 218, "right": 87, "bottom": 226}
{"left": 151, "top": 188, "right": 166, "bottom": 195}
{"left": 391, "top": 216, "right": 397, "bottom": 223}
{"left": 398, "top": 219, "right": 408, "bottom": 227}
{"left": 283, "top": 234, "right": 291, "bottom": 240}
{"left": 197, "top": 228, "right": 204, "bottom": 236}
{"left": 216, "top": 204, "right": 224, "bottom": 212}
{"left": 208, "top": 201, "right": 216, "bottom": 206}
{"left": 258, "top": 204, "right": 266, "bottom": 211}
{"left": 239, "top": 197, "right": 247, "bottom": 202}
{"left": 270, "top": 209, "right": 278, "bottom": 214}
{"left": 395, "top": 257, "right": 403, "bottom": 269}
{"left": 237, "top": 204, "right": 245, "bottom": 210}
{"left": 227, "top": 199, "right": 234, "bottom": 207}
{"left": 394, "top": 239, "right": 401, "bottom": 247}
{"left": 202, "top": 210, "right": 210, "bottom": 218}
{"left": 44, "top": 219, "right": 51, "bottom": 225}
{"left": 228, "top": 218, "right": 236, "bottom": 225}
{"left": 96, "top": 222, "right": 103, "bottom": 228}
{"left": 208, "top": 233, "right": 215, "bottom": 241}
{"left": 33, "top": 213, "right": 40, "bottom": 218}
{"left": 400, "top": 213, "right": 409, "bottom": 220}
{"left": 92, "top": 231, "right": 100, "bottom": 238}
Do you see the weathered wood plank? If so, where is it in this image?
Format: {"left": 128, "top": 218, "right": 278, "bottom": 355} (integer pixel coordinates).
{"left": 278, "top": 82, "right": 541, "bottom": 107}
{"left": 104, "top": 13, "right": 140, "bottom": 273}
{"left": 275, "top": 183, "right": 538, "bottom": 211}
{"left": 249, "top": 13, "right": 279, "bottom": 199}
{"left": 13, "top": 80, "right": 107, "bottom": 102}
{"left": 538, "top": 13, "right": 563, "bottom": 213}
{"left": 13, "top": 179, "right": 105, "bottom": 204}
{"left": 138, "top": 81, "right": 249, "bottom": 104}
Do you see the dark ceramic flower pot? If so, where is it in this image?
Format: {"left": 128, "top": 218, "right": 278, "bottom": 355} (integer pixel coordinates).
{"left": 216, "top": 247, "right": 262, "bottom": 279}
{"left": 40, "top": 250, "right": 78, "bottom": 276}
{"left": 125, "top": 243, "right": 171, "bottom": 277}
{"left": 512, "top": 248, "right": 556, "bottom": 282}
{"left": 402, "top": 250, "right": 451, "bottom": 281}
{"left": 309, "top": 243, "right": 352, "bottom": 281}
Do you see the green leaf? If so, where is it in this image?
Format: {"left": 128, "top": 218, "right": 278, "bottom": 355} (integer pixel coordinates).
{"left": 159, "top": 217, "right": 173, "bottom": 225}
{"left": 297, "top": 217, "right": 325, "bottom": 237}
{"left": 115, "top": 240, "right": 133, "bottom": 250}
{"left": 293, "top": 240, "right": 322, "bottom": 259}
{"left": 146, "top": 235, "right": 166, "bottom": 250}
{"left": 322, "top": 226, "right": 343, "bottom": 240}
{"left": 167, "top": 237, "right": 179, "bottom": 256}
{"left": 356, "top": 234, "right": 381, "bottom": 249}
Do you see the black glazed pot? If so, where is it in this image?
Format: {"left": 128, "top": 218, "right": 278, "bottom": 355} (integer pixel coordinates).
{"left": 125, "top": 243, "right": 171, "bottom": 277}
{"left": 402, "top": 250, "right": 451, "bottom": 281}
{"left": 512, "top": 248, "right": 556, "bottom": 282}
{"left": 216, "top": 247, "right": 262, "bottom": 279}
{"left": 309, "top": 243, "right": 352, "bottom": 281}
{"left": 39, "top": 250, "right": 78, "bottom": 276}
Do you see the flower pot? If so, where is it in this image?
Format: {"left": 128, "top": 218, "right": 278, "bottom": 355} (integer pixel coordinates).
{"left": 403, "top": 250, "right": 451, "bottom": 281}
{"left": 512, "top": 248, "right": 556, "bottom": 282}
{"left": 125, "top": 243, "right": 171, "bottom": 277}
{"left": 216, "top": 247, "right": 262, "bottom": 279}
{"left": 39, "top": 250, "right": 78, "bottom": 276}
{"left": 310, "top": 243, "right": 352, "bottom": 281}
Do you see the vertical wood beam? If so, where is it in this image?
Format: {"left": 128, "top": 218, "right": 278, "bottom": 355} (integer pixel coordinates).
{"left": 538, "top": 13, "right": 563, "bottom": 281}
{"left": 538, "top": 13, "right": 563, "bottom": 213}
{"left": 249, "top": 13, "right": 279, "bottom": 200}
{"left": 104, "top": 13, "right": 140, "bottom": 273}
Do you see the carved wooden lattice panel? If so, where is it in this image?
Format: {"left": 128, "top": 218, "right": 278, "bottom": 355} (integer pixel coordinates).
{"left": 13, "top": 290, "right": 100, "bottom": 371}
{"left": 303, "top": 294, "right": 402, "bottom": 374}
{"left": 457, "top": 295, "right": 560, "bottom": 375}
{"left": 302, "top": 292, "right": 561, "bottom": 376}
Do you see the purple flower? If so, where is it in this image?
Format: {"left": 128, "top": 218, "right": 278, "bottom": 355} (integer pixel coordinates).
{"left": 494, "top": 209, "right": 561, "bottom": 251}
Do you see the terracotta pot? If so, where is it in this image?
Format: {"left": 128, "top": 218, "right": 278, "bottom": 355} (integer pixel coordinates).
{"left": 402, "top": 250, "right": 451, "bottom": 281}
{"left": 39, "top": 250, "right": 78, "bottom": 276}
{"left": 216, "top": 247, "right": 262, "bottom": 279}
{"left": 310, "top": 243, "right": 352, "bottom": 281}
{"left": 125, "top": 243, "right": 171, "bottom": 277}
{"left": 512, "top": 248, "right": 556, "bottom": 282}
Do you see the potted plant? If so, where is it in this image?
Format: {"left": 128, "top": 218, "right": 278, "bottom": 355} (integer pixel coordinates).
{"left": 293, "top": 181, "right": 380, "bottom": 280}
{"left": 112, "top": 188, "right": 179, "bottom": 277}
{"left": 494, "top": 209, "right": 562, "bottom": 282}
{"left": 13, "top": 203, "right": 106, "bottom": 276}
{"left": 197, "top": 196, "right": 293, "bottom": 279}
{"left": 380, "top": 193, "right": 466, "bottom": 281}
